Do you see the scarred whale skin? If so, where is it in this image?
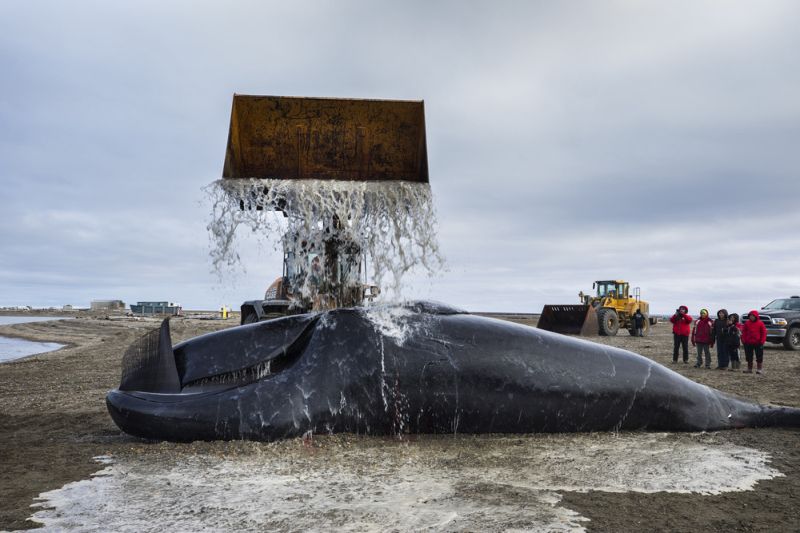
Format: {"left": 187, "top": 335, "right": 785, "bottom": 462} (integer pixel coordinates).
{"left": 106, "top": 302, "right": 800, "bottom": 441}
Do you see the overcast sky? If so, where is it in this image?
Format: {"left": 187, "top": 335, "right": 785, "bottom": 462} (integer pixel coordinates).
{"left": 1, "top": 1, "right": 799, "bottom": 314}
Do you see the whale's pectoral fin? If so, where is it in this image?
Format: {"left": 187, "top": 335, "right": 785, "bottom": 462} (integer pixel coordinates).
{"left": 119, "top": 319, "right": 181, "bottom": 393}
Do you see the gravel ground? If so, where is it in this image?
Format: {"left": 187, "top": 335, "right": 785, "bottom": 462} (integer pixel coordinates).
{"left": 0, "top": 314, "right": 798, "bottom": 531}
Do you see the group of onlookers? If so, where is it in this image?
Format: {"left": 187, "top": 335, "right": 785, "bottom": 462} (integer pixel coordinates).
{"left": 669, "top": 306, "right": 767, "bottom": 374}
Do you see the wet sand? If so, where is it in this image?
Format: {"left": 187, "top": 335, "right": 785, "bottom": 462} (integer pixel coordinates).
{"left": 0, "top": 314, "right": 798, "bottom": 531}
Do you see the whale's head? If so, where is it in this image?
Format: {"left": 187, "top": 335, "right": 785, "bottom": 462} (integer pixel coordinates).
{"left": 106, "top": 314, "right": 319, "bottom": 439}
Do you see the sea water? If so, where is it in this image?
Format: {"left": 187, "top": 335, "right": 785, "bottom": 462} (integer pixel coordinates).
{"left": 0, "top": 317, "right": 66, "bottom": 362}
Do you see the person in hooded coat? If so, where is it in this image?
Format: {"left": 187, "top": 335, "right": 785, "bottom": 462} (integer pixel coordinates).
{"left": 633, "top": 308, "right": 646, "bottom": 337}
{"left": 725, "top": 313, "right": 743, "bottom": 370}
{"left": 741, "top": 310, "right": 767, "bottom": 374}
{"left": 713, "top": 309, "right": 729, "bottom": 369}
{"left": 691, "top": 308, "right": 714, "bottom": 368}
{"left": 670, "top": 305, "right": 692, "bottom": 363}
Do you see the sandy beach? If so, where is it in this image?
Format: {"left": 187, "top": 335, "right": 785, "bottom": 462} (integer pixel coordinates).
{"left": 1, "top": 314, "right": 798, "bottom": 531}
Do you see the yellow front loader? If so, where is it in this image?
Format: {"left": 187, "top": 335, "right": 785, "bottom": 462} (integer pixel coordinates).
{"left": 539, "top": 280, "right": 651, "bottom": 336}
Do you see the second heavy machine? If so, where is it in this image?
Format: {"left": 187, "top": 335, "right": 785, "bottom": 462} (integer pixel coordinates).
{"left": 538, "top": 280, "right": 652, "bottom": 336}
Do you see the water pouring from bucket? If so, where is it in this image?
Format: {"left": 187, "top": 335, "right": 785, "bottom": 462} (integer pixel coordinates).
{"left": 206, "top": 95, "right": 444, "bottom": 322}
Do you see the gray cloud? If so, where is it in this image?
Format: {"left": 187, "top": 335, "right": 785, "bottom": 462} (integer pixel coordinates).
{"left": 1, "top": 0, "right": 799, "bottom": 313}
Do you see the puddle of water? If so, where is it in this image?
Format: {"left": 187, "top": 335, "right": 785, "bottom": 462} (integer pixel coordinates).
{"left": 27, "top": 432, "right": 782, "bottom": 532}
{"left": 0, "top": 316, "right": 66, "bottom": 362}
{"left": 0, "top": 316, "right": 68, "bottom": 326}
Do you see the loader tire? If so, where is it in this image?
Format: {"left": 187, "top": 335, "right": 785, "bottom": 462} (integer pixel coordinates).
{"left": 598, "top": 308, "right": 619, "bottom": 336}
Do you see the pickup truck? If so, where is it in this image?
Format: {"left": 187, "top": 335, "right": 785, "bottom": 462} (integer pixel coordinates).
{"left": 757, "top": 296, "right": 800, "bottom": 351}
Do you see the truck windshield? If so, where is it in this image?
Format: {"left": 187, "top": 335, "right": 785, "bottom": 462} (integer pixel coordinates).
{"left": 763, "top": 299, "right": 800, "bottom": 311}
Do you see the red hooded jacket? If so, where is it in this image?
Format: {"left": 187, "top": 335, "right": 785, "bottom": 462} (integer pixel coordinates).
{"left": 741, "top": 310, "right": 767, "bottom": 345}
{"left": 692, "top": 316, "right": 714, "bottom": 345}
{"left": 670, "top": 306, "right": 693, "bottom": 336}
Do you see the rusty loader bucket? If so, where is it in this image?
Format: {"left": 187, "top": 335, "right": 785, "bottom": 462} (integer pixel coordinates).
{"left": 537, "top": 305, "right": 599, "bottom": 336}
{"left": 222, "top": 95, "right": 428, "bottom": 183}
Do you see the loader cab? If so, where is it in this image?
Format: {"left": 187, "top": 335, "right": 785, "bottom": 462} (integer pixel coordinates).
{"left": 283, "top": 231, "right": 372, "bottom": 312}
{"left": 595, "top": 280, "right": 630, "bottom": 301}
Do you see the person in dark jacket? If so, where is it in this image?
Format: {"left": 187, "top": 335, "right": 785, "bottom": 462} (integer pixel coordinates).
{"left": 633, "top": 309, "right": 646, "bottom": 337}
{"left": 691, "top": 308, "right": 714, "bottom": 368}
{"left": 741, "top": 310, "right": 767, "bottom": 374}
{"left": 712, "top": 308, "right": 729, "bottom": 369}
{"left": 725, "top": 313, "right": 742, "bottom": 371}
{"left": 669, "top": 305, "right": 692, "bottom": 363}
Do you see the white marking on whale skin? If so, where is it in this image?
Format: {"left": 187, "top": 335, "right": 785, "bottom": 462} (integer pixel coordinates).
{"left": 378, "top": 336, "right": 391, "bottom": 413}
{"left": 294, "top": 383, "right": 315, "bottom": 401}
{"left": 288, "top": 397, "right": 299, "bottom": 429}
{"left": 268, "top": 409, "right": 281, "bottom": 425}
{"left": 255, "top": 409, "right": 270, "bottom": 430}
{"left": 214, "top": 401, "right": 224, "bottom": 436}
{"left": 602, "top": 348, "right": 617, "bottom": 378}
{"left": 236, "top": 396, "right": 245, "bottom": 437}
{"left": 288, "top": 383, "right": 316, "bottom": 424}
{"left": 326, "top": 397, "right": 339, "bottom": 417}
{"left": 379, "top": 336, "right": 386, "bottom": 374}
{"left": 616, "top": 364, "right": 653, "bottom": 430}
{"left": 700, "top": 383, "right": 735, "bottom": 429}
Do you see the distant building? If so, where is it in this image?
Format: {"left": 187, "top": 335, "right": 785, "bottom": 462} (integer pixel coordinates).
{"left": 130, "top": 301, "right": 182, "bottom": 316}
{"left": 62, "top": 304, "right": 73, "bottom": 311}
{"left": 90, "top": 300, "right": 126, "bottom": 311}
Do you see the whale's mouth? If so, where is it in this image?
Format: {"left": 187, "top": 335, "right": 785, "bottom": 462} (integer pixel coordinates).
{"left": 118, "top": 316, "right": 318, "bottom": 394}
{"left": 182, "top": 360, "right": 274, "bottom": 390}
{"left": 181, "top": 323, "right": 316, "bottom": 391}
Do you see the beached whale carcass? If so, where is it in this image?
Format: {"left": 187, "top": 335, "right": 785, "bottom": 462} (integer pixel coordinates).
{"left": 106, "top": 302, "right": 800, "bottom": 441}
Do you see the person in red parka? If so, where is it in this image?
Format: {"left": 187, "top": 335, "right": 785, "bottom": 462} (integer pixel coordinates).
{"left": 670, "top": 305, "right": 693, "bottom": 363}
{"left": 691, "top": 308, "right": 715, "bottom": 368}
{"left": 741, "top": 310, "right": 767, "bottom": 374}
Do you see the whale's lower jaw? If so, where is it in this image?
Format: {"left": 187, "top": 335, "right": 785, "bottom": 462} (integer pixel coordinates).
{"left": 106, "top": 390, "right": 237, "bottom": 442}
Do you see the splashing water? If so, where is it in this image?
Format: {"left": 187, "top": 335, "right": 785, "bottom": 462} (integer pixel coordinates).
{"left": 205, "top": 178, "right": 444, "bottom": 304}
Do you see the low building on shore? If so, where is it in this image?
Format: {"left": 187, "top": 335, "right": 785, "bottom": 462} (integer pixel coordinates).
{"left": 90, "top": 300, "right": 126, "bottom": 311}
{"left": 130, "top": 301, "right": 182, "bottom": 316}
